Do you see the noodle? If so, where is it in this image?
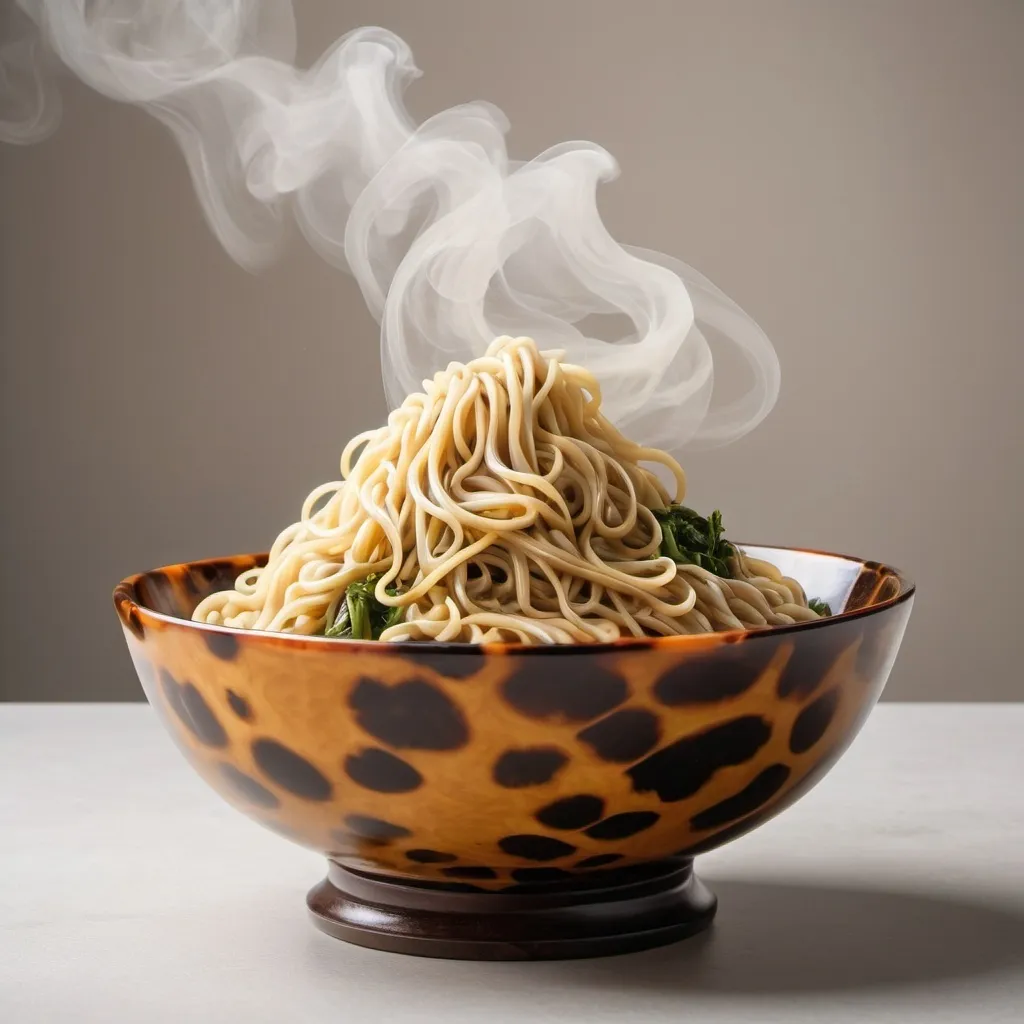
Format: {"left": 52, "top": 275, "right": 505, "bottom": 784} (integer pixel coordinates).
{"left": 193, "top": 337, "right": 822, "bottom": 642}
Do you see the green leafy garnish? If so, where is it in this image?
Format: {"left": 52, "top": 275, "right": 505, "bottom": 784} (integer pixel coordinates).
{"left": 808, "top": 597, "right": 833, "bottom": 617}
{"left": 653, "top": 504, "right": 735, "bottom": 578}
{"left": 324, "top": 573, "right": 404, "bottom": 640}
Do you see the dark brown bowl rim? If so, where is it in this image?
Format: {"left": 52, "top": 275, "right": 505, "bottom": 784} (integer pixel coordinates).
{"left": 114, "top": 544, "right": 914, "bottom": 658}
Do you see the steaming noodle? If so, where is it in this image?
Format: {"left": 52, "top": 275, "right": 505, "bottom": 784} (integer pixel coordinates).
{"left": 193, "top": 336, "right": 820, "bottom": 643}
{"left": 3, "top": 7, "right": 825, "bottom": 641}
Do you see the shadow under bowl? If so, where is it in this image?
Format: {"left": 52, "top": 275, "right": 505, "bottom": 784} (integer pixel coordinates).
{"left": 114, "top": 544, "right": 913, "bottom": 960}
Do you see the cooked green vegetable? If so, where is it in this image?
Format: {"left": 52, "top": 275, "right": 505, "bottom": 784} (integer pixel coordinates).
{"left": 324, "top": 572, "right": 404, "bottom": 639}
{"left": 653, "top": 504, "right": 735, "bottom": 578}
{"left": 808, "top": 597, "right": 833, "bottom": 617}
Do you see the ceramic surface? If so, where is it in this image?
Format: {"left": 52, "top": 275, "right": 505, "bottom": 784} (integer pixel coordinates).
{"left": 114, "top": 547, "right": 913, "bottom": 891}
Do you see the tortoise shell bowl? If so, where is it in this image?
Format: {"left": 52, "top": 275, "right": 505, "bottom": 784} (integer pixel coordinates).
{"left": 113, "top": 545, "right": 913, "bottom": 961}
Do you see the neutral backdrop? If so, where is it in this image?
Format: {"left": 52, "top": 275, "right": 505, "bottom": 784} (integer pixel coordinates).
{"left": 1, "top": 0, "right": 1021, "bottom": 701}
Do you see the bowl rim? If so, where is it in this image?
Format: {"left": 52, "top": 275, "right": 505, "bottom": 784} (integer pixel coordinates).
{"left": 114, "top": 544, "right": 914, "bottom": 657}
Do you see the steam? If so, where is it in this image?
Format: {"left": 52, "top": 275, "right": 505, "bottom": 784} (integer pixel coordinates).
{"left": 0, "top": 0, "right": 780, "bottom": 449}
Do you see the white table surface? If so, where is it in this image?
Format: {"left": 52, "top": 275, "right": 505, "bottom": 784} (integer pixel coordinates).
{"left": 1, "top": 703, "right": 1022, "bottom": 1024}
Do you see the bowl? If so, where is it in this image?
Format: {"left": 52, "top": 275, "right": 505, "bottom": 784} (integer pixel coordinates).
{"left": 113, "top": 544, "right": 913, "bottom": 960}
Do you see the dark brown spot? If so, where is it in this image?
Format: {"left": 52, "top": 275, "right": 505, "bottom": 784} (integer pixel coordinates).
{"left": 577, "top": 708, "right": 661, "bottom": 763}
{"left": 676, "top": 814, "right": 767, "bottom": 857}
{"left": 777, "top": 632, "right": 845, "bottom": 699}
{"left": 654, "top": 642, "right": 776, "bottom": 705}
{"left": 179, "top": 569, "right": 201, "bottom": 598}
{"left": 583, "top": 811, "right": 660, "bottom": 840}
{"left": 126, "top": 606, "right": 145, "bottom": 640}
{"left": 789, "top": 688, "right": 840, "bottom": 754}
{"left": 405, "top": 849, "right": 457, "bottom": 864}
{"left": 160, "top": 670, "right": 227, "bottom": 748}
{"left": 510, "top": 867, "right": 572, "bottom": 884}
{"left": 847, "top": 565, "right": 883, "bottom": 611}
{"left": 492, "top": 747, "right": 568, "bottom": 788}
{"left": 442, "top": 866, "right": 497, "bottom": 880}
{"left": 115, "top": 590, "right": 146, "bottom": 641}
{"left": 412, "top": 650, "right": 486, "bottom": 680}
{"left": 691, "top": 764, "right": 791, "bottom": 831}
{"left": 203, "top": 631, "right": 239, "bottom": 661}
{"left": 576, "top": 853, "right": 623, "bottom": 869}
{"left": 226, "top": 689, "right": 251, "bottom": 721}
{"left": 349, "top": 678, "right": 469, "bottom": 750}
{"left": 627, "top": 716, "right": 772, "bottom": 802}
{"left": 147, "top": 570, "right": 171, "bottom": 599}
{"left": 199, "top": 562, "right": 221, "bottom": 582}
{"left": 344, "top": 814, "right": 411, "bottom": 842}
{"left": 219, "top": 764, "right": 279, "bottom": 809}
{"left": 344, "top": 748, "right": 423, "bottom": 793}
{"left": 502, "top": 663, "right": 627, "bottom": 723}
{"left": 535, "top": 795, "right": 605, "bottom": 830}
{"left": 498, "top": 834, "right": 577, "bottom": 862}
{"left": 251, "top": 738, "right": 332, "bottom": 801}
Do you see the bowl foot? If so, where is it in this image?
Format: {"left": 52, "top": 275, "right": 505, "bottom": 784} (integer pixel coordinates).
{"left": 306, "top": 859, "right": 717, "bottom": 960}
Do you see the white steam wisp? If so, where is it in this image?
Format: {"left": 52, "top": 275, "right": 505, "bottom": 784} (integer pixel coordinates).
{"left": 0, "top": 0, "right": 780, "bottom": 449}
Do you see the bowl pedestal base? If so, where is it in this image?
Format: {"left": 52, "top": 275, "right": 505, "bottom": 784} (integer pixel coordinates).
{"left": 307, "top": 859, "right": 717, "bottom": 960}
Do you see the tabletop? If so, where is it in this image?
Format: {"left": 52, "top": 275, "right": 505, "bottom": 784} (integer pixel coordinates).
{"left": 1, "top": 702, "right": 1022, "bottom": 1023}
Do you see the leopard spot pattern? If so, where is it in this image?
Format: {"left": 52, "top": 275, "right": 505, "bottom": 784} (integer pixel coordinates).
{"left": 125, "top": 555, "right": 904, "bottom": 891}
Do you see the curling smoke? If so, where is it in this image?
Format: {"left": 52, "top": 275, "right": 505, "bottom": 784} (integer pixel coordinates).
{"left": 0, "top": 1, "right": 780, "bottom": 449}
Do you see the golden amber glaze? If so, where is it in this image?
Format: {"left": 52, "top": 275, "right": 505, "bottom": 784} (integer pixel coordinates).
{"left": 114, "top": 547, "right": 913, "bottom": 891}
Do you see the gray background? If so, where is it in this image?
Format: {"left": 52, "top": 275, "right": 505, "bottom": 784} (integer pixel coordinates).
{"left": 1, "top": 0, "right": 1021, "bottom": 701}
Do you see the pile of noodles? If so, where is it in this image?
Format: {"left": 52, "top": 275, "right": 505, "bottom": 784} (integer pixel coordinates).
{"left": 193, "top": 337, "right": 820, "bottom": 643}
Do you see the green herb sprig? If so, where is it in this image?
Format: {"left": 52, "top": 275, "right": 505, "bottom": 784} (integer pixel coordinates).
{"left": 653, "top": 504, "right": 735, "bottom": 578}
{"left": 655, "top": 504, "right": 834, "bottom": 616}
{"left": 324, "top": 573, "right": 404, "bottom": 640}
